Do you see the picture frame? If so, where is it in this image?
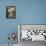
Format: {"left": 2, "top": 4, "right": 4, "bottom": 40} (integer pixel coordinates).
{"left": 6, "top": 6, "right": 16, "bottom": 19}
{"left": 18, "top": 24, "right": 46, "bottom": 41}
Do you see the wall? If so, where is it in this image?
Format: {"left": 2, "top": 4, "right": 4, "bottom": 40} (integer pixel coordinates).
{"left": 0, "top": 0, "right": 18, "bottom": 44}
{"left": 16, "top": 0, "right": 46, "bottom": 24}
{"left": 0, "top": 0, "right": 46, "bottom": 44}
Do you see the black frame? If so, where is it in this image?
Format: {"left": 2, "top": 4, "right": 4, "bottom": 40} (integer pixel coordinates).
{"left": 6, "top": 6, "right": 16, "bottom": 19}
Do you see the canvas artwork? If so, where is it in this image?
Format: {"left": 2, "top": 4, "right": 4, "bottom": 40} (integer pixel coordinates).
{"left": 18, "top": 25, "right": 46, "bottom": 41}
{"left": 6, "top": 6, "right": 16, "bottom": 19}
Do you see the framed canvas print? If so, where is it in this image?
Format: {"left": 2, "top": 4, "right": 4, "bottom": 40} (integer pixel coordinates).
{"left": 18, "top": 24, "right": 46, "bottom": 41}
{"left": 6, "top": 6, "right": 16, "bottom": 19}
